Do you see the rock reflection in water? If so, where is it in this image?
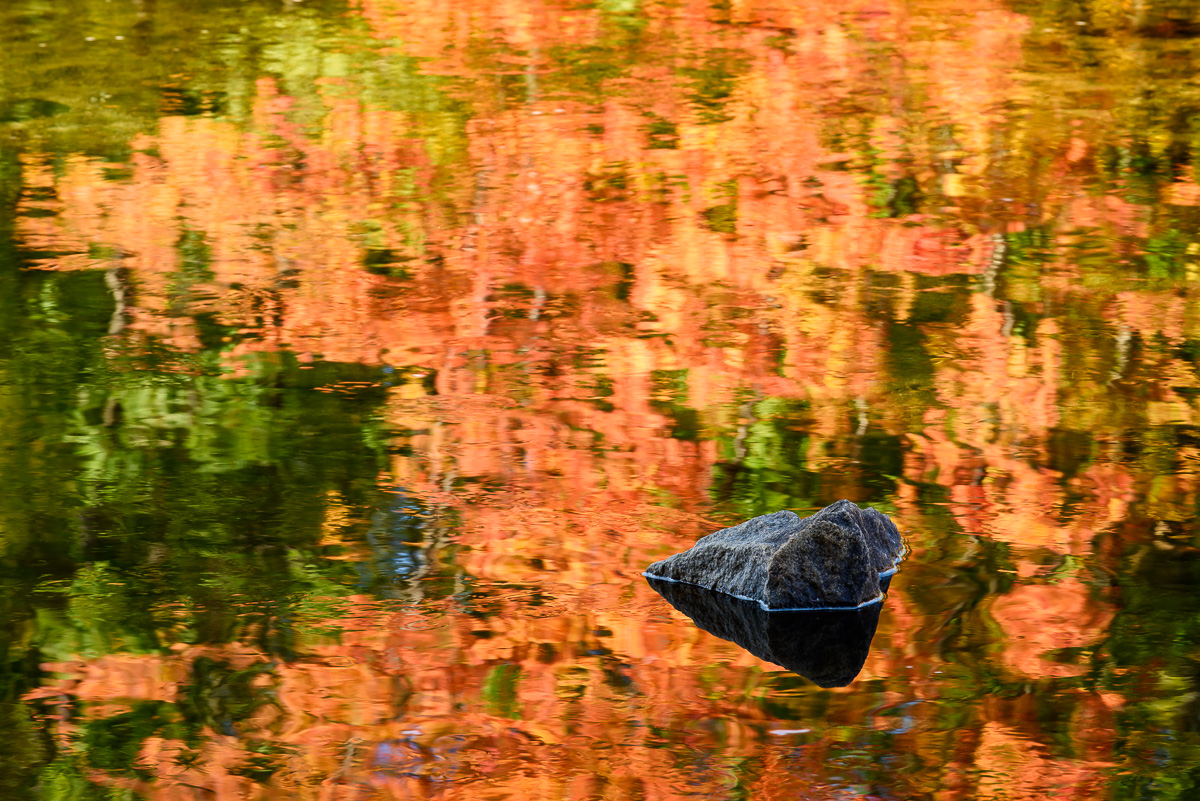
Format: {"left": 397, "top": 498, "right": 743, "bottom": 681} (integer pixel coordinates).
{"left": 646, "top": 575, "right": 889, "bottom": 688}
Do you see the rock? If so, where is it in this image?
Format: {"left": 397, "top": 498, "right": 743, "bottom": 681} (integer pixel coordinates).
{"left": 643, "top": 499, "right": 902, "bottom": 611}
{"left": 646, "top": 577, "right": 884, "bottom": 687}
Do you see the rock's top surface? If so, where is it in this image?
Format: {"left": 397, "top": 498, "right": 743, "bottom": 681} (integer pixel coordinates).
{"left": 646, "top": 578, "right": 883, "bottom": 687}
{"left": 644, "top": 499, "right": 903, "bottom": 611}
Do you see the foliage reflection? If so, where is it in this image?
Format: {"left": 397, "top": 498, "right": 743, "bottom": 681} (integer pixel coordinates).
{"left": 4, "top": 0, "right": 1200, "bottom": 798}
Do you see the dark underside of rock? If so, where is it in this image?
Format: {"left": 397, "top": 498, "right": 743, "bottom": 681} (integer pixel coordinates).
{"left": 646, "top": 577, "right": 884, "bottom": 687}
{"left": 644, "top": 499, "right": 903, "bottom": 611}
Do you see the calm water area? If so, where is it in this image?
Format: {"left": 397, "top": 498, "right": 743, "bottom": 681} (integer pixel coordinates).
{"left": 4, "top": 0, "right": 1200, "bottom": 798}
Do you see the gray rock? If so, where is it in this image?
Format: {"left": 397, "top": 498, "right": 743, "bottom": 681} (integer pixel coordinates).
{"left": 643, "top": 500, "right": 903, "bottom": 610}
{"left": 646, "top": 577, "right": 884, "bottom": 687}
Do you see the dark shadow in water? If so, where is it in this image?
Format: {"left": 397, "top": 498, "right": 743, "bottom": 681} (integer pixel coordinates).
{"left": 646, "top": 576, "right": 889, "bottom": 687}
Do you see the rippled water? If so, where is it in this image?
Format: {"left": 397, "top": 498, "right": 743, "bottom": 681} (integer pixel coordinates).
{"left": 4, "top": 0, "right": 1200, "bottom": 798}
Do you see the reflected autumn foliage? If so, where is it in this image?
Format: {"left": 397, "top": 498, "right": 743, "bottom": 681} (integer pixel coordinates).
{"left": 9, "top": 0, "right": 1200, "bottom": 798}
{"left": 989, "top": 578, "right": 1115, "bottom": 680}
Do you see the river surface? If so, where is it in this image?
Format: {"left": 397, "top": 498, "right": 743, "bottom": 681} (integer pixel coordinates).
{"left": 3, "top": 0, "right": 1200, "bottom": 798}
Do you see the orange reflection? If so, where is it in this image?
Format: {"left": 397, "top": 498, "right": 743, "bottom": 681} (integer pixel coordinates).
{"left": 15, "top": 0, "right": 1197, "bottom": 796}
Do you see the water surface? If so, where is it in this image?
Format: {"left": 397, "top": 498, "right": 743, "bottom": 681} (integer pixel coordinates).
{"left": 3, "top": 0, "right": 1200, "bottom": 798}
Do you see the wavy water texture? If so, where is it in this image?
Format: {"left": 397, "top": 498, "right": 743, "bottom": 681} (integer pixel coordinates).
{"left": 3, "top": 0, "right": 1200, "bottom": 798}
